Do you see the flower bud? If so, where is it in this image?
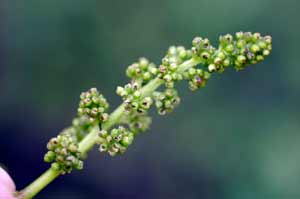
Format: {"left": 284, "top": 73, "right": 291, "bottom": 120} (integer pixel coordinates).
{"left": 208, "top": 64, "right": 216, "bottom": 72}
{"left": 44, "top": 151, "right": 56, "bottom": 162}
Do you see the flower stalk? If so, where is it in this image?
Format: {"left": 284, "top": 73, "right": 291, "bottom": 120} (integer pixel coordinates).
{"left": 19, "top": 32, "right": 272, "bottom": 198}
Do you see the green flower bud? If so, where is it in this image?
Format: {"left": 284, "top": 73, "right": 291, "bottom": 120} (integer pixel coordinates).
{"left": 214, "top": 57, "right": 222, "bottom": 65}
{"left": 208, "top": 64, "right": 216, "bottom": 72}
{"left": 116, "top": 86, "right": 126, "bottom": 96}
{"left": 44, "top": 151, "right": 56, "bottom": 162}
{"left": 250, "top": 44, "right": 260, "bottom": 53}
{"left": 163, "top": 74, "right": 172, "bottom": 82}
{"left": 237, "top": 55, "right": 246, "bottom": 64}
{"left": 133, "top": 90, "right": 141, "bottom": 98}
{"left": 223, "top": 59, "right": 231, "bottom": 67}
{"left": 143, "top": 72, "right": 151, "bottom": 80}
{"left": 99, "top": 143, "right": 108, "bottom": 152}
{"left": 74, "top": 161, "right": 83, "bottom": 170}
{"left": 121, "top": 136, "right": 133, "bottom": 147}
{"left": 169, "top": 63, "right": 178, "bottom": 71}
{"left": 149, "top": 64, "right": 158, "bottom": 75}
{"left": 263, "top": 49, "right": 270, "bottom": 56}
{"left": 256, "top": 55, "right": 264, "bottom": 61}
{"left": 201, "top": 52, "right": 210, "bottom": 60}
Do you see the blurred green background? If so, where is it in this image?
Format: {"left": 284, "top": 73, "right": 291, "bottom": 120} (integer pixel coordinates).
{"left": 1, "top": 0, "right": 299, "bottom": 198}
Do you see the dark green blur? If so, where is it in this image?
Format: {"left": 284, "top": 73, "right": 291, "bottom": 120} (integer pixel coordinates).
{"left": 1, "top": 0, "right": 299, "bottom": 198}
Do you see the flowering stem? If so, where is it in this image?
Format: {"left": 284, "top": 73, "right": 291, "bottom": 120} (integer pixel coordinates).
{"left": 18, "top": 32, "right": 273, "bottom": 198}
{"left": 20, "top": 168, "right": 60, "bottom": 199}
{"left": 20, "top": 57, "right": 202, "bottom": 199}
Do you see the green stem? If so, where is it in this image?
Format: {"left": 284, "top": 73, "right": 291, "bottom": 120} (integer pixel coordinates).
{"left": 19, "top": 168, "right": 60, "bottom": 199}
{"left": 78, "top": 125, "right": 100, "bottom": 156}
{"left": 20, "top": 57, "right": 202, "bottom": 199}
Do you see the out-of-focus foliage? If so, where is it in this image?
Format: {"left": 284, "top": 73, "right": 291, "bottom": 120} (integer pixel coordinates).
{"left": 1, "top": 0, "right": 299, "bottom": 198}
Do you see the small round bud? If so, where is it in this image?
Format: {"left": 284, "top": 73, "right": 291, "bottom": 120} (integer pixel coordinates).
{"left": 169, "top": 63, "right": 178, "bottom": 71}
{"left": 237, "top": 40, "right": 246, "bottom": 48}
{"left": 225, "top": 44, "right": 234, "bottom": 52}
{"left": 208, "top": 64, "right": 216, "bottom": 72}
{"left": 143, "top": 72, "right": 151, "bottom": 80}
{"left": 99, "top": 143, "right": 108, "bottom": 152}
{"left": 116, "top": 86, "right": 125, "bottom": 96}
{"left": 250, "top": 44, "right": 260, "bottom": 53}
{"left": 237, "top": 55, "right": 246, "bottom": 64}
{"left": 214, "top": 57, "right": 222, "bottom": 65}
{"left": 263, "top": 49, "right": 270, "bottom": 56}
{"left": 192, "top": 37, "right": 202, "bottom": 46}
{"left": 51, "top": 163, "right": 61, "bottom": 171}
{"left": 223, "top": 59, "right": 230, "bottom": 67}
{"left": 44, "top": 151, "right": 56, "bottom": 162}
{"left": 68, "top": 144, "right": 78, "bottom": 153}
{"left": 264, "top": 35, "right": 272, "bottom": 44}
{"left": 133, "top": 90, "right": 141, "bottom": 98}
{"left": 139, "top": 57, "right": 149, "bottom": 69}
{"left": 256, "top": 55, "right": 264, "bottom": 61}
{"left": 217, "top": 52, "right": 225, "bottom": 59}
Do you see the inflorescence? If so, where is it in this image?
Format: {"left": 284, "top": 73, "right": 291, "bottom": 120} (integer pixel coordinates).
{"left": 77, "top": 88, "right": 109, "bottom": 123}
{"left": 44, "top": 132, "right": 83, "bottom": 174}
{"left": 44, "top": 31, "right": 272, "bottom": 174}
{"left": 97, "top": 126, "right": 135, "bottom": 156}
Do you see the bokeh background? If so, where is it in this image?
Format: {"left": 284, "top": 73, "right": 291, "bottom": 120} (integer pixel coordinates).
{"left": 1, "top": 0, "right": 299, "bottom": 198}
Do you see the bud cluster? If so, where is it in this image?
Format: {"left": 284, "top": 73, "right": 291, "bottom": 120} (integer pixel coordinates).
{"left": 78, "top": 88, "right": 109, "bottom": 123}
{"left": 43, "top": 32, "right": 272, "bottom": 172}
{"left": 116, "top": 82, "right": 153, "bottom": 114}
{"left": 126, "top": 57, "right": 158, "bottom": 83}
{"left": 158, "top": 46, "right": 193, "bottom": 88}
{"left": 44, "top": 132, "right": 83, "bottom": 174}
{"left": 97, "top": 126, "right": 134, "bottom": 156}
{"left": 192, "top": 32, "right": 272, "bottom": 72}
{"left": 229, "top": 32, "right": 272, "bottom": 70}
{"left": 183, "top": 68, "right": 211, "bottom": 91}
{"left": 192, "top": 37, "right": 216, "bottom": 70}
{"left": 153, "top": 89, "right": 180, "bottom": 115}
